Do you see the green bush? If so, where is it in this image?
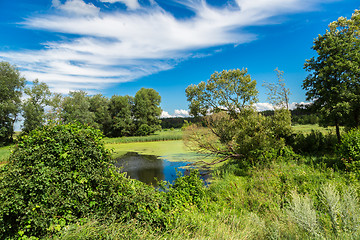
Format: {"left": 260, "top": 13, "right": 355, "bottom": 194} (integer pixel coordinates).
{"left": 289, "top": 130, "right": 338, "bottom": 155}
{"left": 167, "top": 170, "right": 206, "bottom": 210}
{"left": 0, "top": 123, "right": 170, "bottom": 239}
{"left": 337, "top": 128, "right": 360, "bottom": 176}
{"left": 136, "top": 123, "right": 152, "bottom": 136}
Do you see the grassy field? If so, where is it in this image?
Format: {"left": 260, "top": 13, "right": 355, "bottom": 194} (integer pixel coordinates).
{"left": 292, "top": 124, "right": 344, "bottom": 135}
{"left": 103, "top": 129, "right": 183, "bottom": 144}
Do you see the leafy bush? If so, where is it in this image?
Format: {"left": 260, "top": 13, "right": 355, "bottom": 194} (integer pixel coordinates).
{"left": 288, "top": 130, "right": 338, "bottom": 155}
{"left": 0, "top": 123, "right": 171, "bottom": 239}
{"left": 166, "top": 170, "right": 206, "bottom": 210}
{"left": 136, "top": 123, "right": 152, "bottom": 136}
{"left": 337, "top": 128, "right": 360, "bottom": 176}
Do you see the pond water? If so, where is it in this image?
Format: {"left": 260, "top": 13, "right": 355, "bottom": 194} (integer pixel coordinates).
{"left": 114, "top": 152, "right": 209, "bottom": 186}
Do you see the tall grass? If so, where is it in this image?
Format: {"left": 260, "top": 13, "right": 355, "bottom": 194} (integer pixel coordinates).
{"left": 103, "top": 129, "right": 183, "bottom": 144}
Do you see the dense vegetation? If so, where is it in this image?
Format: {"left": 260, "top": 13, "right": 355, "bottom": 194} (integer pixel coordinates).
{"left": 0, "top": 123, "right": 206, "bottom": 239}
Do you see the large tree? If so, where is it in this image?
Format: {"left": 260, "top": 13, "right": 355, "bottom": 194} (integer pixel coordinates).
{"left": 185, "top": 69, "right": 258, "bottom": 118}
{"left": 185, "top": 69, "right": 291, "bottom": 163}
{"left": 303, "top": 10, "right": 360, "bottom": 141}
{"left": 21, "top": 79, "right": 51, "bottom": 134}
{"left": 133, "top": 88, "right": 162, "bottom": 136}
{"left": 0, "top": 62, "right": 25, "bottom": 145}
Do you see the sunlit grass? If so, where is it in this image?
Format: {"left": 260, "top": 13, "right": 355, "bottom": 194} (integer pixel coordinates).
{"left": 103, "top": 129, "right": 183, "bottom": 144}
{"left": 292, "top": 124, "right": 344, "bottom": 135}
{"left": 0, "top": 145, "right": 11, "bottom": 167}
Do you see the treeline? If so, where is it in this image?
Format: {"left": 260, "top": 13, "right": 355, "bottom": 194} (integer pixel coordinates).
{"left": 261, "top": 109, "right": 320, "bottom": 125}
{"left": 0, "top": 62, "right": 162, "bottom": 145}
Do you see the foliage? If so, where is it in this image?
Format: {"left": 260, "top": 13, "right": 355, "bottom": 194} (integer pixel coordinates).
{"left": 166, "top": 170, "right": 206, "bottom": 210}
{"left": 0, "top": 62, "right": 25, "bottom": 146}
{"left": 0, "top": 123, "right": 174, "bottom": 239}
{"left": 21, "top": 79, "right": 51, "bottom": 134}
{"left": 61, "top": 91, "right": 95, "bottom": 125}
{"left": 185, "top": 68, "right": 258, "bottom": 118}
{"left": 46, "top": 93, "right": 64, "bottom": 123}
{"left": 337, "top": 128, "right": 360, "bottom": 177}
{"left": 89, "top": 94, "right": 111, "bottom": 135}
{"left": 133, "top": 88, "right": 162, "bottom": 136}
{"left": 303, "top": 10, "right": 360, "bottom": 141}
{"left": 108, "top": 95, "right": 134, "bottom": 137}
{"left": 288, "top": 130, "right": 338, "bottom": 155}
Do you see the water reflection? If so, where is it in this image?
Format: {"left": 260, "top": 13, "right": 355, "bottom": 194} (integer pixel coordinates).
{"left": 114, "top": 152, "right": 191, "bottom": 186}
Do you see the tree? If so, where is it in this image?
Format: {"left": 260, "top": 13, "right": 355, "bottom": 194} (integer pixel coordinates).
{"left": 89, "top": 94, "right": 111, "bottom": 134}
{"left": 303, "top": 10, "right": 360, "bottom": 142}
{"left": 46, "top": 93, "right": 64, "bottom": 123}
{"left": 263, "top": 68, "right": 291, "bottom": 110}
{"left": 61, "top": 91, "right": 95, "bottom": 125}
{"left": 184, "top": 69, "right": 291, "bottom": 164}
{"left": 185, "top": 69, "right": 258, "bottom": 118}
{"left": 133, "top": 88, "right": 162, "bottom": 135}
{"left": 0, "top": 62, "right": 25, "bottom": 145}
{"left": 21, "top": 79, "right": 51, "bottom": 133}
{"left": 108, "top": 95, "right": 134, "bottom": 137}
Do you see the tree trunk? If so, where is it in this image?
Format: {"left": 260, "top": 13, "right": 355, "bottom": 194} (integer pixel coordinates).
{"left": 335, "top": 119, "right": 341, "bottom": 143}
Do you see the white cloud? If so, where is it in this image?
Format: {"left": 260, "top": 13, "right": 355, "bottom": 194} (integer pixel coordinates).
{"left": 53, "top": 0, "right": 100, "bottom": 16}
{"left": 161, "top": 109, "right": 190, "bottom": 118}
{"left": 255, "top": 102, "right": 274, "bottom": 111}
{"left": 174, "top": 109, "right": 190, "bottom": 117}
{"left": 1, "top": 0, "right": 328, "bottom": 93}
{"left": 161, "top": 111, "right": 174, "bottom": 118}
{"left": 100, "top": 0, "right": 140, "bottom": 10}
{"left": 289, "top": 102, "right": 311, "bottom": 110}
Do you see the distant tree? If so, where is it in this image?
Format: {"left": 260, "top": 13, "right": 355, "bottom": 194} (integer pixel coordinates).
{"left": 62, "top": 91, "right": 95, "bottom": 125}
{"left": 108, "top": 95, "right": 134, "bottom": 137}
{"left": 46, "top": 93, "right": 64, "bottom": 123}
{"left": 133, "top": 88, "right": 162, "bottom": 136}
{"left": 21, "top": 79, "right": 51, "bottom": 133}
{"left": 185, "top": 69, "right": 258, "bottom": 118}
{"left": 0, "top": 62, "right": 25, "bottom": 145}
{"left": 263, "top": 68, "right": 291, "bottom": 110}
{"left": 303, "top": 10, "right": 360, "bottom": 142}
{"left": 89, "top": 94, "right": 111, "bottom": 134}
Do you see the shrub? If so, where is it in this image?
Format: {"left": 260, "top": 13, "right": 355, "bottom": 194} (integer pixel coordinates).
{"left": 289, "top": 130, "right": 338, "bottom": 155}
{"left": 337, "top": 128, "right": 360, "bottom": 176}
{"left": 166, "top": 170, "right": 206, "bottom": 210}
{"left": 0, "top": 123, "right": 169, "bottom": 239}
{"left": 136, "top": 123, "right": 152, "bottom": 136}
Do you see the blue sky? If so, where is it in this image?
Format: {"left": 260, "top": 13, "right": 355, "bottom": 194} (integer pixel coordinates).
{"left": 0, "top": 0, "right": 359, "bottom": 118}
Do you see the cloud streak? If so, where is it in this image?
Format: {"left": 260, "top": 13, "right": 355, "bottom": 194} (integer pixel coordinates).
{"left": 0, "top": 0, "right": 328, "bottom": 93}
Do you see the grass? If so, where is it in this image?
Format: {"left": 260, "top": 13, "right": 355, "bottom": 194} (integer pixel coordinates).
{"left": 292, "top": 124, "right": 344, "bottom": 135}
{"left": 103, "top": 129, "right": 183, "bottom": 144}
{"left": 0, "top": 145, "right": 11, "bottom": 167}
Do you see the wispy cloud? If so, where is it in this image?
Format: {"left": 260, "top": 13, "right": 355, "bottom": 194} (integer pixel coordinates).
{"left": 0, "top": 0, "right": 327, "bottom": 93}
